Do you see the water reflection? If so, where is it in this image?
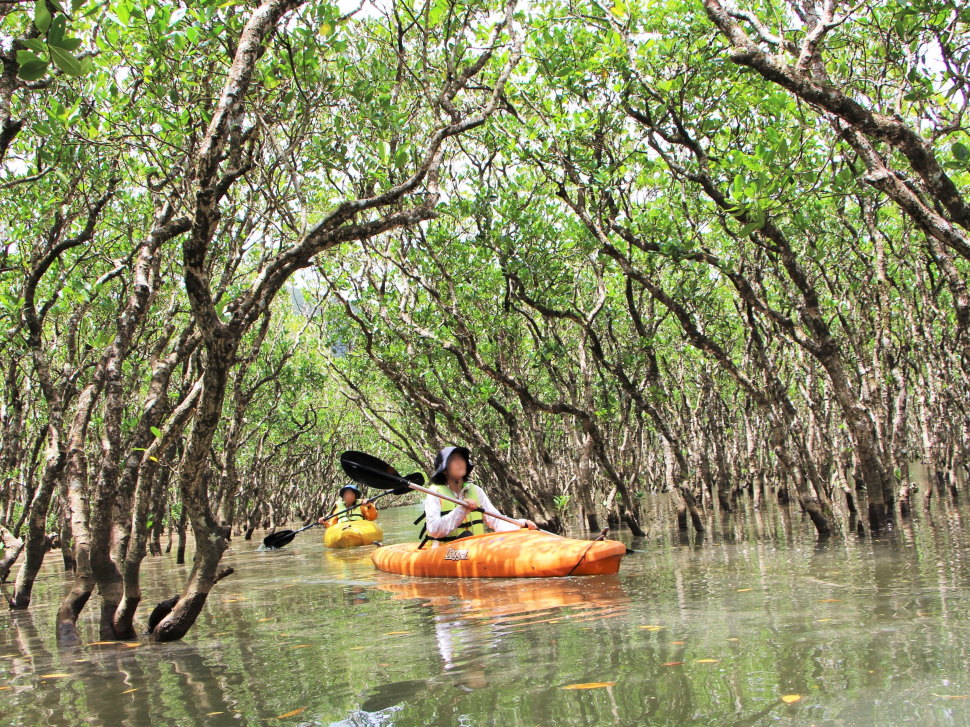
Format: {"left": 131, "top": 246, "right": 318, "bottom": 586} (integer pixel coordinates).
{"left": 372, "top": 574, "right": 629, "bottom": 695}
{"left": 3, "top": 504, "right": 970, "bottom": 726}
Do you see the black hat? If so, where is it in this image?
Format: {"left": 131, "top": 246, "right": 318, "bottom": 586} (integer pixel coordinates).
{"left": 430, "top": 446, "right": 473, "bottom": 484}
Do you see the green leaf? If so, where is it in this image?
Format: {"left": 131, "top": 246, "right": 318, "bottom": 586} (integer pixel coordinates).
{"left": 33, "top": 0, "right": 52, "bottom": 33}
{"left": 150, "top": 426, "right": 163, "bottom": 439}
{"left": 47, "top": 14, "right": 66, "bottom": 45}
{"left": 49, "top": 45, "right": 82, "bottom": 76}
{"left": 738, "top": 220, "right": 763, "bottom": 237}
{"left": 16, "top": 49, "right": 44, "bottom": 66}
{"left": 953, "top": 142, "right": 970, "bottom": 162}
{"left": 51, "top": 36, "right": 82, "bottom": 52}
{"left": 20, "top": 38, "right": 48, "bottom": 53}
{"left": 731, "top": 173, "right": 745, "bottom": 200}
{"left": 428, "top": 0, "right": 447, "bottom": 27}
{"left": 18, "top": 59, "right": 49, "bottom": 81}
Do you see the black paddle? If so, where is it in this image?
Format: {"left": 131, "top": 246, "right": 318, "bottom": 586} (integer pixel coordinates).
{"left": 262, "top": 520, "right": 320, "bottom": 550}
{"left": 341, "top": 450, "right": 553, "bottom": 532}
{"left": 341, "top": 450, "right": 638, "bottom": 552}
{"left": 341, "top": 451, "right": 418, "bottom": 492}
{"left": 261, "top": 476, "right": 419, "bottom": 549}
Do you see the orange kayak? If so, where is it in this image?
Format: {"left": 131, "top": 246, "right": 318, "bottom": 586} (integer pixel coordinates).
{"left": 370, "top": 529, "right": 626, "bottom": 578}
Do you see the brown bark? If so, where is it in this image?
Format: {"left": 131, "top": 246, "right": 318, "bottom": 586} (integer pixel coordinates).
{"left": 0, "top": 525, "right": 23, "bottom": 583}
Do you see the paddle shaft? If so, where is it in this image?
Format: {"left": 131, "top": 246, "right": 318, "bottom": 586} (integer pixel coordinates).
{"left": 420, "top": 483, "right": 559, "bottom": 535}
{"left": 341, "top": 458, "right": 524, "bottom": 527}
{"left": 342, "top": 454, "right": 551, "bottom": 534}
{"left": 405, "top": 480, "right": 528, "bottom": 528}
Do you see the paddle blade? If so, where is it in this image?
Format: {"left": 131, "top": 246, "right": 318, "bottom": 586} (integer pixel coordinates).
{"left": 262, "top": 530, "right": 296, "bottom": 549}
{"left": 341, "top": 451, "right": 407, "bottom": 490}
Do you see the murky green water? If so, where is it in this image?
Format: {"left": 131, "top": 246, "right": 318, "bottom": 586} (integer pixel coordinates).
{"left": 3, "top": 503, "right": 970, "bottom": 726}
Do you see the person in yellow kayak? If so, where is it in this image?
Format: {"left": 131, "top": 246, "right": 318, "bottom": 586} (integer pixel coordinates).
{"left": 318, "top": 484, "right": 378, "bottom": 527}
{"left": 417, "top": 446, "right": 537, "bottom": 547}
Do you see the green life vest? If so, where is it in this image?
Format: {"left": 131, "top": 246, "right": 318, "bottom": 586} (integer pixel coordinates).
{"left": 416, "top": 483, "right": 486, "bottom": 544}
{"left": 333, "top": 503, "right": 365, "bottom": 523}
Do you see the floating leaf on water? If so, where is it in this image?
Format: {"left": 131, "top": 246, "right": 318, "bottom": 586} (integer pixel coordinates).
{"left": 661, "top": 662, "right": 682, "bottom": 667}
{"left": 639, "top": 625, "right": 663, "bottom": 630}
{"left": 562, "top": 682, "right": 616, "bottom": 690}
{"left": 695, "top": 659, "right": 719, "bottom": 664}
{"left": 257, "top": 618, "right": 275, "bottom": 623}
{"left": 290, "top": 645, "right": 312, "bottom": 649}
{"left": 932, "top": 693, "right": 970, "bottom": 700}
{"left": 39, "top": 673, "right": 71, "bottom": 679}
{"left": 0, "top": 685, "right": 11, "bottom": 690}
{"left": 123, "top": 643, "right": 142, "bottom": 648}
{"left": 815, "top": 618, "right": 833, "bottom": 623}
{"left": 736, "top": 588, "right": 752, "bottom": 592}
{"left": 85, "top": 641, "right": 121, "bottom": 647}
{"left": 818, "top": 599, "right": 841, "bottom": 603}
{"left": 384, "top": 630, "right": 411, "bottom": 635}
{"left": 275, "top": 707, "right": 307, "bottom": 719}
{"left": 120, "top": 688, "right": 138, "bottom": 694}
{"left": 781, "top": 694, "right": 802, "bottom": 703}
{"left": 205, "top": 712, "right": 224, "bottom": 716}
{"left": 349, "top": 646, "right": 366, "bottom": 651}
{"left": 727, "top": 637, "right": 739, "bottom": 642}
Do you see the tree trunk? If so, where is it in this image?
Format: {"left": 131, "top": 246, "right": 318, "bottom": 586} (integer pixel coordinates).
{"left": 9, "top": 436, "right": 64, "bottom": 609}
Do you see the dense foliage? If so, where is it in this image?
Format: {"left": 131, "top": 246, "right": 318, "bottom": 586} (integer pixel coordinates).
{"left": 0, "top": 0, "right": 968, "bottom": 642}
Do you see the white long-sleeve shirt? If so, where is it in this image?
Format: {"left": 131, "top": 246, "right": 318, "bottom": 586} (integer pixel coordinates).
{"left": 424, "top": 483, "right": 525, "bottom": 542}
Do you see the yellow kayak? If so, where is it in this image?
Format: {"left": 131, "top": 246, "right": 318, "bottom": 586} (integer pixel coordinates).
{"left": 324, "top": 520, "right": 383, "bottom": 549}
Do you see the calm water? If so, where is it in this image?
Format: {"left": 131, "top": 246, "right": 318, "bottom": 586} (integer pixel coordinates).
{"left": 3, "top": 503, "right": 970, "bottom": 726}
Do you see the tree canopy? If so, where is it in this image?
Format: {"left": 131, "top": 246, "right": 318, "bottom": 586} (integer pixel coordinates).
{"left": 1, "top": 0, "right": 968, "bottom": 642}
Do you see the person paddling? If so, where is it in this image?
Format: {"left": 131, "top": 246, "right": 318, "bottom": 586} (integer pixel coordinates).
{"left": 318, "top": 484, "right": 378, "bottom": 527}
{"left": 417, "top": 446, "right": 537, "bottom": 547}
